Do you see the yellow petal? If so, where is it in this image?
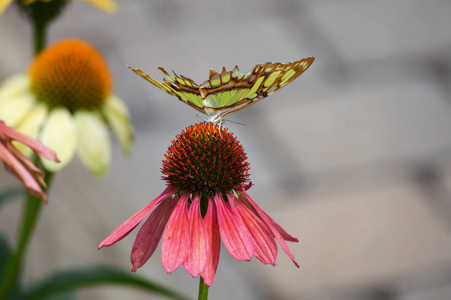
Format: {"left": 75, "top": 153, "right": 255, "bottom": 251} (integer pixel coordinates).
{"left": 0, "top": 75, "right": 28, "bottom": 100}
{"left": 40, "top": 107, "right": 77, "bottom": 172}
{"left": 0, "top": 91, "right": 37, "bottom": 127}
{"left": 13, "top": 103, "right": 49, "bottom": 157}
{"left": 0, "top": 75, "right": 36, "bottom": 127}
{"left": 84, "top": 0, "right": 117, "bottom": 13}
{"left": 75, "top": 110, "right": 111, "bottom": 177}
{"left": 0, "top": 0, "right": 14, "bottom": 14}
{"left": 103, "top": 95, "right": 133, "bottom": 155}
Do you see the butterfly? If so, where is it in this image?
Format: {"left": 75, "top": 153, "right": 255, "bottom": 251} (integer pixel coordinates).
{"left": 129, "top": 57, "right": 315, "bottom": 124}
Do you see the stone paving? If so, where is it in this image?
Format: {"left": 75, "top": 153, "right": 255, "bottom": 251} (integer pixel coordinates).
{"left": 1, "top": 1, "right": 451, "bottom": 299}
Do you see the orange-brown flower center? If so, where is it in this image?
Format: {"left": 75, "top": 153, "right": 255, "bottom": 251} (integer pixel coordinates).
{"left": 161, "top": 123, "right": 250, "bottom": 194}
{"left": 28, "top": 38, "right": 112, "bottom": 112}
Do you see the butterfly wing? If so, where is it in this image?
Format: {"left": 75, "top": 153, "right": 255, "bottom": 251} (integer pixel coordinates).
{"left": 199, "top": 57, "right": 315, "bottom": 118}
{"left": 129, "top": 66, "right": 206, "bottom": 114}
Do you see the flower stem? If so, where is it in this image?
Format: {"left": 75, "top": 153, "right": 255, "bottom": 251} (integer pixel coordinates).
{"left": 0, "top": 14, "right": 50, "bottom": 294}
{"left": 0, "top": 170, "right": 53, "bottom": 299}
{"left": 198, "top": 277, "right": 209, "bottom": 300}
{"left": 0, "top": 2, "right": 59, "bottom": 298}
{"left": 33, "top": 19, "right": 46, "bottom": 55}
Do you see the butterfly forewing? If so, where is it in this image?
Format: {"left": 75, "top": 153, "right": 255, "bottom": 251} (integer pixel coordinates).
{"left": 129, "top": 66, "right": 205, "bottom": 113}
{"left": 199, "top": 57, "right": 315, "bottom": 118}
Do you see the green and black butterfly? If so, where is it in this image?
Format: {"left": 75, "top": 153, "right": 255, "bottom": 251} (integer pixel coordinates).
{"left": 130, "top": 57, "right": 314, "bottom": 124}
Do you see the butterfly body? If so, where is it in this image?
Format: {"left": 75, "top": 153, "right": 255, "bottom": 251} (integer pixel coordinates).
{"left": 130, "top": 57, "right": 315, "bottom": 123}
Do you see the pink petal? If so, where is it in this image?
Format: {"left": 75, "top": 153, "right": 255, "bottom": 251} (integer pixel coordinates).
{"left": 234, "top": 182, "right": 252, "bottom": 192}
{"left": 0, "top": 121, "right": 59, "bottom": 162}
{"left": 229, "top": 193, "right": 277, "bottom": 265}
{"left": 262, "top": 211, "right": 299, "bottom": 242}
{"left": 183, "top": 193, "right": 209, "bottom": 277}
{"left": 215, "top": 193, "right": 254, "bottom": 261}
{"left": 0, "top": 142, "right": 47, "bottom": 202}
{"left": 6, "top": 142, "right": 46, "bottom": 187}
{"left": 161, "top": 191, "right": 190, "bottom": 273}
{"left": 200, "top": 195, "right": 220, "bottom": 286}
{"left": 237, "top": 192, "right": 298, "bottom": 242}
{"left": 239, "top": 191, "right": 300, "bottom": 268}
{"left": 131, "top": 194, "right": 179, "bottom": 272}
{"left": 98, "top": 186, "right": 177, "bottom": 249}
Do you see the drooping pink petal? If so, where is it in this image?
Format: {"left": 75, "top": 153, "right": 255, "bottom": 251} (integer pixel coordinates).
{"left": 183, "top": 193, "right": 209, "bottom": 277}
{"left": 0, "top": 120, "right": 60, "bottom": 202}
{"left": 262, "top": 210, "right": 299, "bottom": 242}
{"left": 98, "top": 186, "right": 178, "bottom": 249}
{"left": 6, "top": 142, "right": 46, "bottom": 187}
{"left": 0, "top": 120, "right": 59, "bottom": 162}
{"left": 131, "top": 194, "right": 179, "bottom": 272}
{"left": 229, "top": 193, "right": 277, "bottom": 266}
{"left": 200, "top": 195, "right": 220, "bottom": 286}
{"left": 215, "top": 193, "right": 254, "bottom": 261}
{"left": 0, "top": 142, "right": 47, "bottom": 202}
{"left": 237, "top": 192, "right": 298, "bottom": 242}
{"left": 238, "top": 191, "right": 300, "bottom": 268}
{"left": 161, "top": 191, "right": 190, "bottom": 273}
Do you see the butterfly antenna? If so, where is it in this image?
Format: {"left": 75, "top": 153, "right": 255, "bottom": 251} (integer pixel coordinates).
{"left": 222, "top": 118, "right": 247, "bottom": 126}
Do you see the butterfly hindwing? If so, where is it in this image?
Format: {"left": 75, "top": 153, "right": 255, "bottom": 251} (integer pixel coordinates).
{"left": 199, "top": 66, "right": 250, "bottom": 109}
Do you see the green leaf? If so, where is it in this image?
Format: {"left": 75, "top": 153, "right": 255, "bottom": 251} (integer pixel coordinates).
{"left": 0, "top": 187, "right": 25, "bottom": 210}
{"left": 19, "top": 266, "right": 188, "bottom": 300}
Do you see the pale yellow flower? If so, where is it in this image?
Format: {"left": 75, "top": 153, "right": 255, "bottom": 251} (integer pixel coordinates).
{"left": 0, "top": 0, "right": 117, "bottom": 14}
{"left": 0, "top": 38, "right": 133, "bottom": 177}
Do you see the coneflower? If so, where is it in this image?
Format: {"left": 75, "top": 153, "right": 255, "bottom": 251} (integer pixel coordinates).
{"left": 0, "top": 38, "right": 133, "bottom": 176}
{"left": 99, "top": 123, "right": 299, "bottom": 286}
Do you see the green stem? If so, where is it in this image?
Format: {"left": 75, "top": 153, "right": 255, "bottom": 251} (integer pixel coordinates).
{"left": 0, "top": 169, "right": 53, "bottom": 299}
{"left": 198, "top": 277, "right": 209, "bottom": 300}
{"left": 0, "top": 13, "right": 50, "bottom": 297}
{"left": 33, "top": 19, "right": 46, "bottom": 55}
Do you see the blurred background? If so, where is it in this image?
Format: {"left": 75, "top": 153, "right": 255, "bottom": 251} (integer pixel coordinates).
{"left": 2, "top": 0, "right": 451, "bottom": 299}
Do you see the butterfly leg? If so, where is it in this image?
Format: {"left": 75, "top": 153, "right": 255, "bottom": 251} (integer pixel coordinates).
{"left": 217, "top": 117, "right": 224, "bottom": 138}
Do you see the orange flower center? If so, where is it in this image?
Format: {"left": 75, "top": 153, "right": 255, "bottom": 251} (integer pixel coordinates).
{"left": 28, "top": 38, "right": 112, "bottom": 112}
{"left": 161, "top": 123, "right": 250, "bottom": 194}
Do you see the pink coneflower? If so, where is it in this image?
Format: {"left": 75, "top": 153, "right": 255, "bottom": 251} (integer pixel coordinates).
{"left": 99, "top": 123, "right": 299, "bottom": 286}
{"left": 0, "top": 120, "right": 59, "bottom": 202}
